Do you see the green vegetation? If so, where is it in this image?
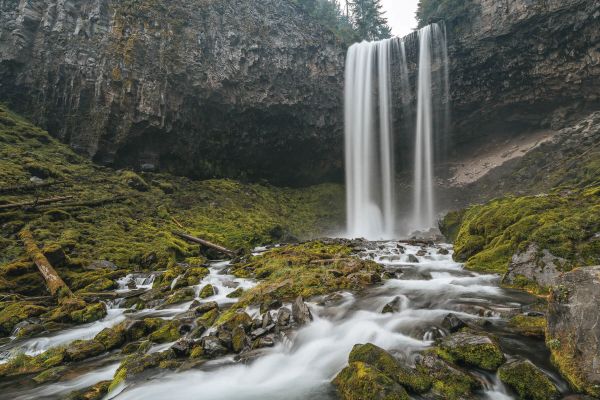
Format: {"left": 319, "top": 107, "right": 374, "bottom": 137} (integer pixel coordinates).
{"left": 333, "top": 361, "right": 409, "bottom": 400}
{"left": 498, "top": 360, "right": 559, "bottom": 400}
{"left": 441, "top": 188, "right": 600, "bottom": 275}
{"left": 348, "top": 0, "right": 391, "bottom": 40}
{"left": 416, "top": 0, "right": 478, "bottom": 28}
{"left": 508, "top": 314, "right": 546, "bottom": 338}
{"left": 223, "top": 241, "right": 382, "bottom": 319}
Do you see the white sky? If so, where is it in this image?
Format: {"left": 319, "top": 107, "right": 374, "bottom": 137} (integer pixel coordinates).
{"left": 381, "top": 0, "right": 419, "bottom": 37}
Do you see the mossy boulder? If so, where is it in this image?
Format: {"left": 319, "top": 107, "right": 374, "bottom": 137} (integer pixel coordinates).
{"left": 498, "top": 359, "right": 559, "bottom": 400}
{"left": 164, "top": 287, "right": 195, "bottom": 305}
{"left": 333, "top": 361, "right": 409, "bottom": 400}
{"left": 66, "top": 380, "right": 111, "bottom": 400}
{"left": 69, "top": 302, "right": 107, "bottom": 324}
{"left": 416, "top": 353, "right": 480, "bottom": 400}
{"left": 0, "top": 302, "right": 47, "bottom": 336}
{"left": 65, "top": 339, "right": 106, "bottom": 361}
{"left": 508, "top": 314, "right": 546, "bottom": 338}
{"left": 148, "top": 320, "right": 181, "bottom": 343}
{"left": 120, "top": 170, "right": 149, "bottom": 192}
{"left": 218, "top": 310, "right": 253, "bottom": 332}
{"left": 436, "top": 331, "right": 505, "bottom": 371}
{"left": 226, "top": 287, "right": 244, "bottom": 298}
{"left": 0, "top": 347, "right": 67, "bottom": 378}
{"left": 199, "top": 284, "right": 216, "bottom": 299}
{"left": 33, "top": 365, "right": 68, "bottom": 384}
{"left": 109, "top": 350, "right": 176, "bottom": 392}
{"left": 348, "top": 343, "right": 431, "bottom": 394}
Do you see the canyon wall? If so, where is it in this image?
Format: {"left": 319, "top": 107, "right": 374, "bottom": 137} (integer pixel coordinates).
{"left": 0, "top": 0, "right": 345, "bottom": 185}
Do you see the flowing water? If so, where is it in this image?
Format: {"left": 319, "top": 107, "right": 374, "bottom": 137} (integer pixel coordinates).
{"left": 0, "top": 243, "right": 573, "bottom": 399}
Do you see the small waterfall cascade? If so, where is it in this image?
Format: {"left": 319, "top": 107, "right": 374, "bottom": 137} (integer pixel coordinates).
{"left": 344, "top": 23, "right": 449, "bottom": 238}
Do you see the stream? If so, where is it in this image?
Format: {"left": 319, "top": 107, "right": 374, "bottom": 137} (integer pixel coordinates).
{"left": 0, "top": 241, "right": 573, "bottom": 399}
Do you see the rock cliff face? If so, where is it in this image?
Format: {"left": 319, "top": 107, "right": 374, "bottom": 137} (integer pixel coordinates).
{"left": 446, "top": 0, "right": 600, "bottom": 150}
{"left": 0, "top": 0, "right": 598, "bottom": 186}
{"left": 0, "top": 0, "right": 345, "bottom": 185}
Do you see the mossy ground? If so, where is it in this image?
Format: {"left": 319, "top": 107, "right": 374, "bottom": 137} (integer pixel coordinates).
{"left": 441, "top": 188, "right": 600, "bottom": 275}
{"left": 0, "top": 104, "right": 343, "bottom": 334}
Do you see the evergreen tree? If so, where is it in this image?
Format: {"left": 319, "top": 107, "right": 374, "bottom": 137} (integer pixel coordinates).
{"left": 350, "top": 0, "right": 392, "bottom": 40}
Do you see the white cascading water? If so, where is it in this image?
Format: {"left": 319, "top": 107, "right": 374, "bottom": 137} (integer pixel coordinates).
{"left": 345, "top": 23, "right": 449, "bottom": 237}
{"left": 344, "top": 39, "right": 397, "bottom": 239}
{"left": 412, "top": 23, "right": 449, "bottom": 231}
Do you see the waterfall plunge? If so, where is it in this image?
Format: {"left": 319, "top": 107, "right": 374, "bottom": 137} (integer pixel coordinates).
{"left": 344, "top": 24, "right": 449, "bottom": 238}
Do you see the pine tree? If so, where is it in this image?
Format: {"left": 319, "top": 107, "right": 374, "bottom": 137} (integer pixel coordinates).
{"left": 350, "top": 0, "right": 392, "bottom": 40}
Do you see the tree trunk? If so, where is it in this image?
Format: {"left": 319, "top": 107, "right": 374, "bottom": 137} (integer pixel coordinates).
{"left": 172, "top": 231, "right": 235, "bottom": 257}
{"left": 19, "top": 229, "right": 74, "bottom": 299}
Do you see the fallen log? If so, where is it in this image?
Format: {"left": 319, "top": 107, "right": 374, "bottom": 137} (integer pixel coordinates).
{"left": 0, "top": 196, "right": 73, "bottom": 211}
{"left": 19, "top": 229, "right": 74, "bottom": 300}
{"left": 172, "top": 231, "right": 235, "bottom": 257}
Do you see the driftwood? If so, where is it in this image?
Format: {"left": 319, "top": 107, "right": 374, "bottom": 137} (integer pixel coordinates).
{"left": 173, "top": 231, "right": 235, "bottom": 257}
{"left": 0, "top": 196, "right": 73, "bottom": 211}
{"left": 19, "top": 229, "right": 74, "bottom": 299}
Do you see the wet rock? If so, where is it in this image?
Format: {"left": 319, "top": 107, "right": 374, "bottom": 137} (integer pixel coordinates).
{"left": 164, "top": 287, "right": 195, "bottom": 306}
{"left": 416, "top": 353, "right": 480, "bottom": 399}
{"left": 33, "top": 366, "right": 68, "bottom": 384}
{"left": 407, "top": 254, "right": 419, "bottom": 263}
{"left": 171, "top": 338, "right": 195, "bottom": 357}
{"left": 251, "top": 324, "right": 275, "bottom": 340}
{"left": 260, "top": 299, "right": 282, "bottom": 314}
{"left": 12, "top": 319, "right": 45, "bottom": 338}
{"left": 41, "top": 244, "right": 66, "bottom": 267}
{"left": 188, "top": 325, "right": 207, "bottom": 339}
{"left": 191, "top": 301, "right": 219, "bottom": 316}
{"left": 547, "top": 266, "right": 600, "bottom": 397}
{"left": 508, "top": 314, "right": 546, "bottom": 338}
{"left": 348, "top": 343, "right": 431, "bottom": 394}
{"left": 217, "top": 327, "right": 233, "bottom": 348}
{"left": 253, "top": 334, "right": 276, "bottom": 349}
{"left": 437, "top": 248, "right": 450, "bottom": 255}
{"left": 441, "top": 313, "right": 467, "bottom": 333}
{"left": 498, "top": 359, "right": 559, "bottom": 400}
{"left": 219, "top": 311, "right": 253, "bottom": 332}
{"left": 232, "top": 325, "right": 250, "bottom": 353}
{"left": 503, "top": 244, "right": 564, "bottom": 290}
{"left": 262, "top": 311, "right": 274, "bottom": 328}
{"left": 199, "top": 284, "right": 217, "bottom": 299}
{"left": 382, "top": 297, "right": 403, "bottom": 314}
{"left": 436, "top": 331, "right": 505, "bottom": 371}
{"left": 226, "top": 287, "right": 244, "bottom": 298}
{"left": 333, "top": 361, "right": 409, "bottom": 400}
{"left": 277, "top": 307, "right": 292, "bottom": 326}
{"left": 201, "top": 335, "right": 228, "bottom": 358}
{"left": 416, "top": 249, "right": 428, "bottom": 257}
{"left": 292, "top": 296, "right": 313, "bottom": 326}
{"left": 65, "top": 339, "right": 106, "bottom": 361}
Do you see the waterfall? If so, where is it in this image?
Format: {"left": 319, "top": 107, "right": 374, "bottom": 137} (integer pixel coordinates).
{"left": 344, "top": 23, "right": 449, "bottom": 238}
{"left": 412, "top": 23, "right": 449, "bottom": 231}
{"left": 344, "top": 38, "right": 398, "bottom": 239}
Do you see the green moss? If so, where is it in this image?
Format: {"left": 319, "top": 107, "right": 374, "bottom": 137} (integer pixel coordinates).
{"left": 416, "top": 353, "right": 480, "bottom": 400}
{"left": 225, "top": 241, "right": 382, "bottom": 311}
{"left": 65, "top": 339, "right": 106, "bottom": 361}
{"left": 226, "top": 287, "right": 244, "bottom": 298}
{"left": 436, "top": 332, "right": 505, "bottom": 371}
{"left": 66, "top": 380, "right": 111, "bottom": 400}
{"left": 0, "top": 302, "right": 47, "bottom": 337}
{"left": 0, "top": 104, "right": 343, "bottom": 298}
{"left": 498, "top": 360, "right": 558, "bottom": 400}
{"left": 33, "top": 366, "right": 67, "bottom": 384}
{"left": 508, "top": 315, "right": 546, "bottom": 337}
{"left": 348, "top": 343, "right": 431, "bottom": 394}
{"left": 332, "top": 361, "right": 409, "bottom": 400}
{"left": 199, "top": 284, "right": 216, "bottom": 299}
{"left": 448, "top": 189, "right": 600, "bottom": 274}
{"left": 439, "top": 209, "right": 465, "bottom": 243}
{"left": 148, "top": 320, "right": 180, "bottom": 343}
{"left": 0, "top": 347, "right": 66, "bottom": 377}
{"left": 69, "top": 302, "right": 107, "bottom": 324}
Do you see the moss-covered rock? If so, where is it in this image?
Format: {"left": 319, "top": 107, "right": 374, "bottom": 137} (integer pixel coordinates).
{"left": 416, "top": 353, "right": 480, "bottom": 400}
{"left": 332, "top": 361, "right": 409, "bottom": 400}
{"left": 69, "top": 302, "right": 107, "bottom": 324}
{"left": 65, "top": 339, "right": 106, "bottom": 361}
{"left": 508, "top": 314, "right": 546, "bottom": 338}
{"left": 164, "top": 287, "right": 195, "bottom": 305}
{"left": 226, "top": 287, "right": 244, "bottom": 298}
{"left": 443, "top": 188, "right": 600, "bottom": 277}
{"left": 498, "top": 359, "right": 559, "bottom": 400}
{"left": 0, "top": 302, "right": 47, "bottom": 336}
{"left": 33, "top": 365, "right": 68, "bottom": 383}
{"left": 66, "top": 380, "right": 111, "bottom": 400}
{"left": 148, "top": 320, "right": 181, "bottom": 343}
{"left": 435, "top": 331, "right": 505, "bottom": 371}
{"left": 348, "top": 343, "right": 431, "bottom": 394}
{"left": 109, "top": 350, "right": 176, "bottom": 392}
{"left": 199, "top": 284, "right": 216, "bottom": 299}
{"left": 0, "top": 347, "right": 66, "bottom": 378}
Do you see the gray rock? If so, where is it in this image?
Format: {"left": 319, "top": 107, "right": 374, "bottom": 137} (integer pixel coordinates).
{"left": 171, "top": 338, "right": 194, "bottom": 357}
{"left": 503, "top": 244, "right": 564, "bottom": 289}
{"left": 292, "top": 296, "right": 313, "bottom": 326}
{"left": 441, "top": 313, "right": 467, "bottom": 333}
{"left": 251, "top": 324, "right": 275, "bottom": 340}
{"left": 261, "top": 311, "right": 274, "bottom": 329}
{"left": 201, "top": 335, "right": 228, "bottom": 357}
{"left": 547, "top": 266, "right": 600, "bottom": 397}
{"left": 277, "top": 307, "right": 292, "bottom": 327}
{"left": 407, "top": 254, "right": 419, "bottom": 263}
{"left": 381, "top": 297, "right": 402, "bottom": 314}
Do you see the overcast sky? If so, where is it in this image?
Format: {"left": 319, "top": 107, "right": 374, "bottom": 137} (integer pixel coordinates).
{"left": 381, "top": 0, "right": 419, "bottom": 37}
